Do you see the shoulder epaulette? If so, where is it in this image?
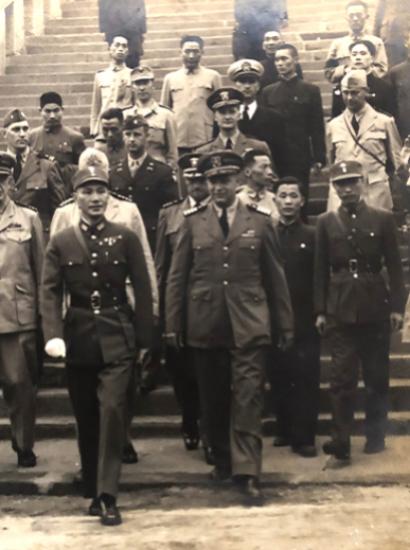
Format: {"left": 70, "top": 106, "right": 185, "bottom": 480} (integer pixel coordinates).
{"left": 57, "top": 197, "right": 75, "bottom": 208}
{"left": 14, "top": 201, "right": 38, "bottom": 212}
{"left": 159, "top": 103, "right": 173, "bottom": 112}
{"left": 162, "top": 198, "right": 184, "bottom": 209}
{"left": 110, "top": 190, "right": 133, "bottom": 202}
{"left": 183, "top": 203, "right": 208, "bottom": 217}
{"left": 247, "top": 203, "right": 270, "bottom": 216}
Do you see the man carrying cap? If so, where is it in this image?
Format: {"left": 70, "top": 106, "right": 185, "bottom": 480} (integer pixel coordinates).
{"left": 0, "top": 152, "right": 44, "bottom": 469}
{"left": 29, "top": 91, "right": 86, "bottom": 194}
{"left": 155, "top": 153, "right": 210, "bottom": 457}
{"left": 327, "top": 69, "right": 402, "bottom": 212}
{"left": 4, "top": 108, "right": 66, "bottom": 240}
{"left": 227, "top": 59, "right": 288, "bottom": 177}
{"left": 123, "top": 65, "right": 178, "bottom": 170}
{"left": 315, "top": 160, "right": 405, "bottom": 462}
{"left": 41, "top": 166, "right": 154, "bottom": 526}
{"left": 165, "top": 150, "right": 293, "bottom": 505}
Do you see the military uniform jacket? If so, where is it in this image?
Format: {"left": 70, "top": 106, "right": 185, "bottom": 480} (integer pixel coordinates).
{"left": 327, "top": 104, "right": 402, "bottom": 186}
{"left": 90, "top": 65, "right": 134, "bottom": 136}
{"left": 277, "top": 220, "right": 316, "bottom": 336}
{"left": 29, "top": 125, "right": 86, "bottom": 194}
{"left": 165, "top": 201, "right": 293, "bottom": 349}
{"left": 236, "top": 186, "right": 279, "bottom": 223}
{"left": 260, "top": 77, "right": 326, "bottom": 181}
{"left": 314, "top": 201, "right": 406, "bottom": 324}
{"left": 387, "top": 60, "right": 410, "bottom": 140}
{"left": 41, "top": 219, "right": 154, "bottom": 366}
{"left": 11, "top": 149, "right": 66, "bottom": 234}
{"left": 160, "top": 65, "right": 222, "bottom": 148}
{"left": 0, "top": 200, "right": 44, "bottom": 334}
{"left": 109, "top": 154, "right": 178, "bottom": 252}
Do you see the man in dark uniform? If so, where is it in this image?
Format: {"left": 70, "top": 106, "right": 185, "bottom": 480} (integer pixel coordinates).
{"left": 109, "top": 114, "right": 178, "bottom": 253}
{"left": 155, "top": 153, "right": 209, "bottom": 454}
{"left": 260, "top": 30, "right": 303, "bottom": 89}
{"left": 0, "top": 152, "right": 44, "bottom": 469}
{"left": 41, "top": 166, "right": 154, "bottom": 526}
{"left": 269, "top": 177, "right": 320, "bottom": 457}
{"left": 165, "top": 150, "right": 293, "bottom": 504}
{"left": 4, "top": 109, "right": 66, "bottom": 240}
{"left": 94, "top": 108, "right": 127, "bottom": 168}
{"left": 29, "top": 91, "right": 86, "bottom": 195}
{"left": 315, "top": 161, "right": 406, "bottom": 461}
{"left": 98, "top": 0, "right": 146, "bottom": 68}
{"left": 260, "top": 44, "right": 326, "bottom": 203}
{"left": 227, "top": 59, "right": 289, "bottom": 177}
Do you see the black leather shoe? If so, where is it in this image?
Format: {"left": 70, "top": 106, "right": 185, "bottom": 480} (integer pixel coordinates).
{"left": 237, "top": 476, "right": 264, "bottom": 506}
{"left": 183, "top": 432, "right": 200, "bottom": 451}
{"left": 122, "top": 443, "right": 138, "bottom": 464}
{"left": 292, "top": 445, "right": 317, "bottom": 458}
{"left": 203, "top": 446, "right": 215, "bottom": 465}
{"left": 209, "top": 467, "right": 231, "bottom": 482}
{"left": 17, "top": 450, "right": 37, "bottom": 468}
{"left": 364, "top": 439, "right": 385, "bottom": 454}
{"left": 322, "top": 439, "right": 351, "bottom": 460}
{"left": 273, "top": 436, "right": 290, "bottom": 447}
{"left": 100, "top": 503, "right": 122, "bottom": 526}
{"left": 88, "top": 497, "right": 102, "bottom": 517}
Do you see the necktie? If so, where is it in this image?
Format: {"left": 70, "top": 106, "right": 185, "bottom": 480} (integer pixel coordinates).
{"left": 242, "top": 105, "right": 250, "bottom": 124}
{"left": 129, "top": 159, "right": 138, "bottom": 177}
{"left": 219, "top": 206, "right": 229, "bottom": 238}
{"left": 14, "top": 152, "right": 22, "bottom": 181}
{"left": 225, "top": 138, "right": 233, "bottom": 150}
{"left": 352, "top": 115, "right": 360, "bottom": 135}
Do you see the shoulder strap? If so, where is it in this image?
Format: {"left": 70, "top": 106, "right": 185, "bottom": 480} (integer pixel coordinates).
{"left": 343, "top": 115, "right": 387, "bottom": 169}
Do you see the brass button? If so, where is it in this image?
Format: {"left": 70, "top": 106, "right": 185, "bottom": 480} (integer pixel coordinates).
{"left": 223, "top": 281, "right": 228, "bottom": 286}
{"left": 92, "top": 272, "right": 98, "bottom": 277}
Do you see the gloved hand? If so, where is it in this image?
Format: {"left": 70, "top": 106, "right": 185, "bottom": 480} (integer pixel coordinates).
{"left": 45, "top": 338, "right": 66, "bottom": 358}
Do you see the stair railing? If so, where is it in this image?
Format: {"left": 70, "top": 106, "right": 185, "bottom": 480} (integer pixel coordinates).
{"left": 0, "top": 0, "right": 62, "bottom": 74}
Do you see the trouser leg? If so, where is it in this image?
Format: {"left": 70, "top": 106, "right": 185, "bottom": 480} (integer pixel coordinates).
{"left": 357, "top": 322, "right": 390, "bottom": 444}
{"left": 66, "top": 366, "right": 100, "bottom": 498}
{"left": 194, "top": 348, "right": 231, "bottom": 472}
{"left": 230, "top": 346, "right": 266, "bottom": 478}
{"left": 328, "top": 324, "right": 360, "bottom": 446}
{"left": 268, "top": 344, "right": 292, "bottom": 440}
{"left": 97, "top": 359, "right": 132, "bottom": 498}
{"left": 0, "top": 331, "right": 38, "bottom": 452}
{"left": 124, "top": 363, "right": 137, "bottom": 447}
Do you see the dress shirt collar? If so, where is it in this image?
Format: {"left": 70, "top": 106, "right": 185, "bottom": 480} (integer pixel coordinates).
{"left": 134, "top": 99, "right": 159, "bottom": 117}
{"left": 213, "top": 197, "right": 239, "bottom": 227}
{"left": 349, "top": 103, "right": 368, "bottom": 123}
{"left": 188, "top": 195, "right": 210, "bottom": 208}
{"left": 220, "top": 129, "right": 240, "bottom": 148}
{"left": 110, "top": 62, "right": 126, "bottom": 72}
{"left": 128, "top": 152, "right": 147, "bottom": 172}
{"left": 243, "top": 184, "right": 267, "bottom": 201}
{"left": 7, "top": 147, "right": 29, "bottom": 164}
{"left": 183, "top": 65, "right": 201, "bottom": 75}
{"left": 241, "top": 101, "right": 257, "bottom": 119}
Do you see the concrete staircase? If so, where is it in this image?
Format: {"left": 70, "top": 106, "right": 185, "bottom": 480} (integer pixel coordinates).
{"left": 2, "top": 0, "right": 410, "bottom": 440}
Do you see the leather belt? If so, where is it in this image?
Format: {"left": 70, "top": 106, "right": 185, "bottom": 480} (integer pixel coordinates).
{"left": 70, "top": 291, "right": 127, "bottom": 314}
{"left": 331, "top": 259, "right": 381, "bottom": 275}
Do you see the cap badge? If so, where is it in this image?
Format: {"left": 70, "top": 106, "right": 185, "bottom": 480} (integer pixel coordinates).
{"left": 241, "top": 61, "right": 252, "bottom": 71}
{"left": 220, "top": 91, "right": 230, "bottom": 101}
{"left": 189, "top": 157, "right": 199, "bottom": 168}
{"left": 211, "top": 155, "right": 222, "bottom": 168}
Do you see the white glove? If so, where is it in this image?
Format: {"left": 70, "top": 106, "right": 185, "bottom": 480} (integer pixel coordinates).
{"left": 45, "top": 338, "right": 66, "bottom": 358}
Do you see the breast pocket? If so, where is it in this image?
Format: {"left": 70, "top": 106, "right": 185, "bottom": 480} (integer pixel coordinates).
{"left": 5, "top": 230, "right": 31, "bottom": 243}
{"left": 62, "top": 257, "right": 85, "bottom": 286}
{"left": 192, "top": 84, "right": 213, "bottom": 101}
{"left": 238, "top": 237, "right": 260, "bottom": 252}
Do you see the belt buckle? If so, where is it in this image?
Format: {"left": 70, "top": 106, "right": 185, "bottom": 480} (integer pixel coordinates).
{"left": 349, "top": 259, "right": 359, "bottom": 278}
{"left": 90, "top": 290, "right": 101, "bottom": 315}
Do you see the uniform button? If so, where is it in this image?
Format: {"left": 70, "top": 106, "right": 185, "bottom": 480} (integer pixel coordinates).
{"left": 105, "top": 283, "right": 110, "bottom": 288}
{"left": 91, "top": 252, "right": 98, "bottom": 258}
{"left": 113, "top": 296, "right": 118, "bottom": 301}
{"left": 91, "top": 235, "right": 97, "bottom": 240}
{"left": 68, "top": 261, "right": 73, "bottom": 266}
{"left": 128, "top": 186, "right": 132, "bottom": 191}
{"left": 92, "top": 272, "right": 98, "bottom": 277}
{"left": 351, "top": 214, "right": 356, "bottom": 219}
{"left": 351, "top": 228, "right": 356, "bottom": 234}
{"left": 145, "top": 186, "right": 149, "bottom": 191}
{"left": 223, "top": 263, "right": 229, "bottom": 268}
{"left": 223, "top": 246, "right": 228, "bottom": 251}
{"left": 223, "top": 281, "right": 228, "bottom": 286}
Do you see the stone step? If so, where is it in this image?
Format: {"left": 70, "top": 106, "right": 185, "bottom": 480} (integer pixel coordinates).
{"left": 0, "top": 104, "right": 90, "bottom": 119}
{"left": 0, "top": 72, "right": 94, "bottom": 84}
{"left": 0, "top": 83, "right": 93, "bottom": 96}
{"left": 26, "top": 33, "right": 105, "bottom": 45}
{"left": 0, "top": 93, "right": 91, "bottom": 107}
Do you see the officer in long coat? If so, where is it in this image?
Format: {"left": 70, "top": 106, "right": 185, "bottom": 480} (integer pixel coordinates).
{"left": 315, "top": 161, "right": 406, "bottom": 461}
{"left": 41, "top": 167, "right": 154, "bottom": 526}
{"left": 165, "top": 150, "right": 293, "bottom": 504}
{"left": 0, "top": 152, "right": 44, "bottom": 469}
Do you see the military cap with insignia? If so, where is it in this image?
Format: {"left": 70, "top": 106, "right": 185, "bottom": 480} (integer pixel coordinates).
{"left": 206, "top": 87, "right": 244, "bottom": 111}
{"left": 0, "top": 152, "right": 16, "bottom": 177}
{"left": 198, "top": 150, "right": 243, "bottom": 177}
{"left": 341, "top": 69, "right": 368, "bottom": 91}
{"left": 131, "top": 65, "right": 155, "bottom": 82}
{"left": 227, "top": 59, "right": 264, "bottom": 81}
{"left": 3, "top": 108, "right": 27, "bottom": 128}
{"left": 178, "top": 153, "right": 204, "bottom": 180}
{"left": 123, "top": 114, "right": 148, "bottom": 131}
{"left": 330, "top": 160, "right": 364, "bottom": 183}
{"left": 73, "top": 166, "right": 109, "bottom": 190}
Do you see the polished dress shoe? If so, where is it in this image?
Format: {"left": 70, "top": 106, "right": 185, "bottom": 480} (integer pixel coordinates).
{"left": 100, "top": 499, "right": 122, "bottom": 526}
{"left": 292, "top": 445, "right": 317, "bottom": 458}
{"left": 203, "top": 445, "right": 215, "bottom": 465}
{"left": 209, "top": 467, "right": 231, "bottom": 482}
{"left": 122, "top": 443, "right": 138, "bottom": 464}
{"left": 236, "top": 476, "right": 264, "bottom": 506}
{"left": 322, "top": 439, "right": 351, "bottom": 460}
{"left": 88, "top": 497, "right": 102, "bottom": 517}
{"left": 364, "top": 439, "right": 385, "bottom": 454}
{"left": 273, "top": 436, "right": 290, "bottom": 447}
{"left": 182, "top": 432, "right": 200, "bottom": 451}
{"left": 17, "top": 450, "right": 37, "bottom": 468}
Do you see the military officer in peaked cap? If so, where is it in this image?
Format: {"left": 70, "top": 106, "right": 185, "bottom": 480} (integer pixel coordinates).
{"left": 315, "top": 160, "right": 405, "bottom": 462}
{"left": 109, "top": 114, "right": 178, "bottom": 253}
{"left": 3, "top": 108, "right": 66, "bottom": 240}
{"left": 0, "top": 152, "right": 44, "bottom": 468}
{"left": 41, "top": 166, "right": 154, "bottom": 526}
{"left": 165, "top": 150, "right": 293, "bottom": 505}
{"left": 155, "top": 153, "right": 210, "bottom": 455}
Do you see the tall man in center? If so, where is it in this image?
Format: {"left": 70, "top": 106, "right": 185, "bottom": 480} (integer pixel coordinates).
{"left": 165, "top": 151, "right": 293, "bottom": 504}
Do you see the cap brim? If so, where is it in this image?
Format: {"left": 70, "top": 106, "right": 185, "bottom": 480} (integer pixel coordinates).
{"left": 331, "top": 173, "right": 363, "bottom": 183}
{"left": 212, "top": 100, "right": 241, "bottom": 110}
{"left": 76, "top": 177, "right": 109, "bottom": 188}
{"left": 205, "top": 166, "right": 242, "bottom": 177}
